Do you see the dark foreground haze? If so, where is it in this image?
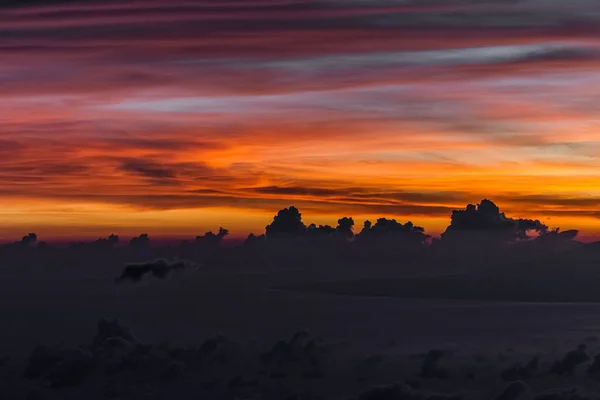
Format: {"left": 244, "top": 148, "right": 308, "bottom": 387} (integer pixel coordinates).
{"left": 2, "top": 201, "right": 600, "bottom": 399}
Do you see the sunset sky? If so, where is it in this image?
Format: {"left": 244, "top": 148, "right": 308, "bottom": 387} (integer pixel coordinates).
{"left": 2, "top": 0, "right": 600, "bottom": 241}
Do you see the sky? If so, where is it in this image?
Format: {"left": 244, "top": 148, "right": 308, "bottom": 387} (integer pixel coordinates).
{"left": 2, "top": 0, "right": 600, "bottom": 241}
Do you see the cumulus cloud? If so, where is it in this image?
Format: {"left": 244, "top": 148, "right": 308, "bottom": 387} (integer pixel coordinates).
{"left": 442, "top": 199, "right": 549, "bottom": 242}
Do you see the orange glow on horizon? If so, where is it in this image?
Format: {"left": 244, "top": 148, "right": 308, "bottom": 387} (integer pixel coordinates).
{"left": 2, "top": 1, "right": 600, "bottom": 242}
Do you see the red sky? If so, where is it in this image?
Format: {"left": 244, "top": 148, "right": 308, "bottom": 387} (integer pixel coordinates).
{"left": 2, "top": 0, "right": 600, "bottom": 241}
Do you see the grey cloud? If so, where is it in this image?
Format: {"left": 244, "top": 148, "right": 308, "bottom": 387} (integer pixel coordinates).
{"left": 115, "top": 157, "right": 241, "bottom": 187}
{"left": 2, "top": 0, "right": 600, "bottom": 40}
{"left": 119, "top": 159, "right": 176, "bottom": 180}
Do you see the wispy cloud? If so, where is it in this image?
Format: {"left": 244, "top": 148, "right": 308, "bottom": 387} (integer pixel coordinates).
{"left": 2, "top": 0, "right": 600, "bottom": 239}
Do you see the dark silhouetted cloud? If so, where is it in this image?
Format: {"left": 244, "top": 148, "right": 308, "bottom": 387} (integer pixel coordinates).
{"left": 115, "top": 258, "right": 195, "bottom": 284}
